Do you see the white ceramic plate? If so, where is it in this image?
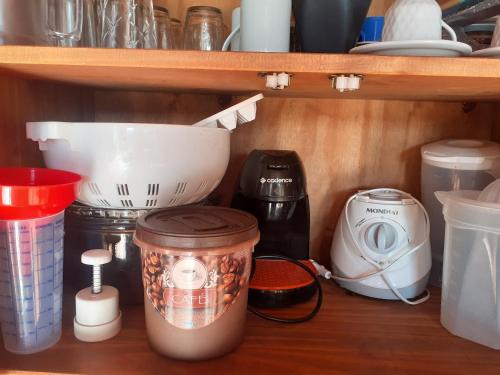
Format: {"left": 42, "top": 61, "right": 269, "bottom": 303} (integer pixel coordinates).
{"left": 349, "top": 40, "right": 472, "bottom": 57}
{"left": 471, "top": 47, "right": 500, "bottom": 59}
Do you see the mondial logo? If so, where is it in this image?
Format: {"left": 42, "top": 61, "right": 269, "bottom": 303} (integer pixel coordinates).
{"left": 366, "top": 208, "right": 399, "bottom": 215}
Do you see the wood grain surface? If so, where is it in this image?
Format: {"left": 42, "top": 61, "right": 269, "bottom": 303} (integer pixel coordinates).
{"left": 91, "top": 93, "right": 497, "bottom": 263}
{"left": 1, "top": 47, "right": 500, "bottom": 101}
{"left": 1, "top": 283, "right": 500, "bottom": 375}
{"left": 0, "top": 2, "right": 498, "bottom": 373}
{"left": 1, "top": 82, "right": 495, "bottom": 263}
{"left": 93, "top": 90, "right": 227, "bottom": 124}
{"left": 491, "top": 104, "right": 500, "bottom": 143}
{"left": 0, "top": 76, "right": 93, "bottom": 168}
{"left": 202, "top": 98, "right": 496, "bottom": 264}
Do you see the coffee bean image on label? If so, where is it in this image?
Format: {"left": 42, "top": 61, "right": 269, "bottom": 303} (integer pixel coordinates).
{"left": 142, "top": 250, "right": 250, "bottom": 330}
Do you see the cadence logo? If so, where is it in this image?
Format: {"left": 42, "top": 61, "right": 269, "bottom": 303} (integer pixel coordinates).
{"left": 259, "top": 177, "right": 293, "bottom": 184}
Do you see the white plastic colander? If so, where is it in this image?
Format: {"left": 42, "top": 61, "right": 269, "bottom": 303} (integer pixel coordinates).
{"left": 27, "top": 95, "right": 263, "bottom": 209}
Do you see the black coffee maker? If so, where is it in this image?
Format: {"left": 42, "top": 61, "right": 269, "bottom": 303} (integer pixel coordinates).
{"left": 232, "top": 150, "right": 314, "bottom": 307}
{"left": 232, "top": 150, "right": 309, "bottom": 259}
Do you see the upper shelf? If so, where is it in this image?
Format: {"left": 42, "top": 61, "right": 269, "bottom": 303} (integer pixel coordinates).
{"left": 0, "top": 46, "right": 499, "bottom": 101}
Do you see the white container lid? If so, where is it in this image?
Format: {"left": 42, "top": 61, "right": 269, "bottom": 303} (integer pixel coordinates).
{"left": 436, "top": 188, "right": 500, "bottom": 234}
{"left": 421, "top": 139, "right": 500, "bottom": 170}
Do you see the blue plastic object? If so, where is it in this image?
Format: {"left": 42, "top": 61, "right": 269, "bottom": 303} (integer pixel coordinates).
{"left": 358, "top": 16, "right": 385, "bottom": 43}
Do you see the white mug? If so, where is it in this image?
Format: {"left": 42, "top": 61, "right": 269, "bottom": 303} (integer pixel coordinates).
{"left": 382, "top": 0, "right": 457, "bottom": 42}
{"left": 491, "top": 16, "right": 500, "bottom": 48}
{"left": 223, "top": 0, "right": 291, "bottom": 52}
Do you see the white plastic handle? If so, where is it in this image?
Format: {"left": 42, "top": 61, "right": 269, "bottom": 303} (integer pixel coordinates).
{"left": 27, "top": 122, "right": 73, "bottom": 142}
{"left": 222, "top": 25, "right": 240, "bottom": 51}
{"left": 441, "top": 21, "right": 457, "bottom": 42}
{"left": 192, "top": 94, "right": 264, "bottom": 130}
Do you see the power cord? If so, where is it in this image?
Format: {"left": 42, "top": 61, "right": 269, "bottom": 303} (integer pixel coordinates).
{"left": 247, "top": 255, "right": 323, "bottom": 324}
{"left": 310, "top": 259, "right": 430, "bottom": 306}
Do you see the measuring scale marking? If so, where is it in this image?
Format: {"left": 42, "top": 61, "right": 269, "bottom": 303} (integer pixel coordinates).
{"left": 0, "top": 215, "right": 64, "bottom": 350}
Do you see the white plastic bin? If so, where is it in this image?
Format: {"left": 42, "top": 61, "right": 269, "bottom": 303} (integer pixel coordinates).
{"left": 421, "top": 140, "right": 500, "bottom": 287}
{"left": 437, "top": 190, "right": 500, "bottom": 349}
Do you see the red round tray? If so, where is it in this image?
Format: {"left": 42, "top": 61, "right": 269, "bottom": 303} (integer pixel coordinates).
{"left": 250, "top": 259, "right": 316, "bottom": 291}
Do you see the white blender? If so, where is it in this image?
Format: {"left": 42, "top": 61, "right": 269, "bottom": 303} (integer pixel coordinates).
{"left": 331, "top": 189, "right": 431, "bottom": 305}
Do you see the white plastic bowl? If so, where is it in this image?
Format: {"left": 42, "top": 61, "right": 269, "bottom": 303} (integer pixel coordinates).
{"left": 27, "top": 122, "right": 230, "bottom": 209}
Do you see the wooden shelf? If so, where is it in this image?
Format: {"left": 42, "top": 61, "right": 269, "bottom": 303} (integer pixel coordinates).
{"left": 0, "top": 46, "right": 500, "bottom": 101}
{"left": 1, "top": 283, "right": 500, "bottom": 375}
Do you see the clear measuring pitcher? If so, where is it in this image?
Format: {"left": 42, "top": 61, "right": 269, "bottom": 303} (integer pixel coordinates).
{"left": 0, "top": 213, "right": 65, "bottom": 354}
{"left": 0, "top": 168, "right": 81, "bottom": 354}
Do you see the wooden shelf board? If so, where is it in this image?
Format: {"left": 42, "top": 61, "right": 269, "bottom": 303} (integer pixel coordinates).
{"left": 1, "top": 283, "right": 500, "bottom": 375}
{"left": 0, "top": 46, "right": 499, "bottom": 100}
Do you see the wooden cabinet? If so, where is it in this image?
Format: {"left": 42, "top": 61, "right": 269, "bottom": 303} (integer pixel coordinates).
{"left": 1, "top": 1, "right": 500, "bottom": 373}
{"left": 1, "top": 47, "right": 498, "bottom": 263}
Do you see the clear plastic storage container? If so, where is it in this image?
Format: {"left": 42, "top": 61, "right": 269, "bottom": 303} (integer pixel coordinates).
{"left": 134, "top": 207, "right": 259, "bottom": 361}
{"left": 421, "top": 139, "right": 500, "bottom": 287}
{"left": 437, "top": 187, "right": 500, "bottom": 349}
{"left": 0, "top": 168, "right": 80, "bottom": 354}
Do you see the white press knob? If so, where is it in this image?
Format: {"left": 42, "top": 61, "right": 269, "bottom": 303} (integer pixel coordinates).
{"left": 74, "top": 249, "right": 121, "bottom": 343}
{"left": 81, "top": 249, "right": 112, "bottom": 266}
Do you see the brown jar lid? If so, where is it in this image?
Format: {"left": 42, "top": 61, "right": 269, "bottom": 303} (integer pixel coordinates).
{"left": 135, "top": 206, "right": 258, "bottom": 249}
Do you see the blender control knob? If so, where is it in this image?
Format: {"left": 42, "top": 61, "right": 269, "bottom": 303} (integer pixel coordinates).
{"left": 365, "top": 223, "right": 398, "bottom": 254}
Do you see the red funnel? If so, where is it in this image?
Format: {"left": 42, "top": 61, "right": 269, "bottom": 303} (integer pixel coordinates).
{"left": 0, "top": 168, "right": 81, "bottom": 220}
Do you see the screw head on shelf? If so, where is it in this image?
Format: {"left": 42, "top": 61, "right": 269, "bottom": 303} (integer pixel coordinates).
{"left": 81, "top": 249, "right": 112, "bottom": 266}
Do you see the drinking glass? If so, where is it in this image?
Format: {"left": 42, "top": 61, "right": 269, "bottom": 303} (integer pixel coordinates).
{"left": 154, "top": 6, "right": 172, "bottom": 49}
{"left": 80, "top": 0, "right": 98, "bottom": 47}
{"left": 170, "top": 18, "right": 182, "bottom": 49}
{"left": 183, "top": 6, "right": 223, "bottom": 51}
{"left": 98, "top": 0, "right": 157, "bottom": 49}
{"left": 47, "top": 0, "right": 83, "bottom": 47}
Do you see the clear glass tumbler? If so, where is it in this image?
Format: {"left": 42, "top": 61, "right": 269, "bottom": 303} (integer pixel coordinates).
{"left": 47, "top": 0, "right": 83, "bottom": 46}
{"left": 183, "top": 6, "right": 223, "bottom": 51}
{"left": 170, "top": 18, "right": 182, "bottom": 49}
{"left": 80, "top": 0, "right": 98, "bottom": 47}
{"left": 153, "top": 6, "right": 172, "bottom": 49}
{"left": 98, "top": 0, "right": 156, "bottom": 48}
